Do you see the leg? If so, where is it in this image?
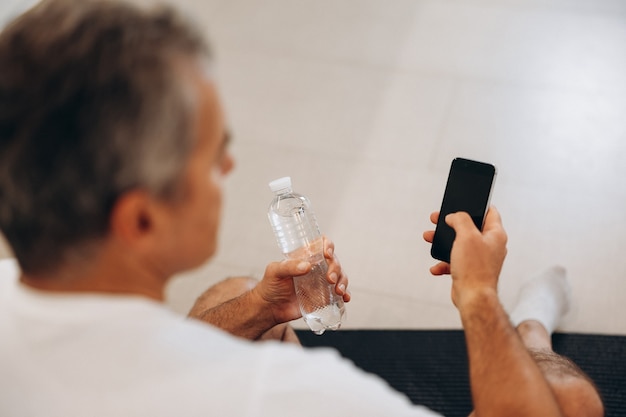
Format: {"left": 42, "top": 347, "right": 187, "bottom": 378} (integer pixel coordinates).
{"left": 510, "top": 267, "right": 604, "bottom": 417}
{"left": 517, "top": 321, "right": 604, "bottom": 417}
{"left": 188, "top": 276, "right": 301, "bottom": 345}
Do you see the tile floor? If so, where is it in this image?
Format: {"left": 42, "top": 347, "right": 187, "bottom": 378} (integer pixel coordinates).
{"left": 2, "top": 0, "right": 625, "bottom": 335}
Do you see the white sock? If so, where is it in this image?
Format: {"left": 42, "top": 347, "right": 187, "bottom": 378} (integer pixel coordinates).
{"left": 508, "top": 265, "right": 571, "bottom": 334}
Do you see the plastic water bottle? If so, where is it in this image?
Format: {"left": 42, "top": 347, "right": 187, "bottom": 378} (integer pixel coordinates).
{"left": 267, "top": 177, "right": 346, "bottom": 335}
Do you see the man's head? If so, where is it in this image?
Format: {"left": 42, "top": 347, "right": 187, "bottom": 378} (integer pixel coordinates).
{"left": 0, "top": 0, "right": 231, "bottom": 276}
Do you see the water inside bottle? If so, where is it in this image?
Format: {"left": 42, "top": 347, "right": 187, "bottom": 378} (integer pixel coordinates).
{"left": 302, "top": 304, "right": 345, "bottom": 335}
{"left": 293, "top": 260, "right": 345, "bottom": 335}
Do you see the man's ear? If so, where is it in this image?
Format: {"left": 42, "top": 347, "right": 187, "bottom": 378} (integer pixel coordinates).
{"left": 109, "top": 190, "right": 166, "bottom": 249}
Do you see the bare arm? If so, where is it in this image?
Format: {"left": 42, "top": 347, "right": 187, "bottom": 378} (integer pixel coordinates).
{"left": 459, "top": 288, "right": 562, "bottom": 417}
{"left": 425, "top": 208, "right": 563, "bottom": 417}
{"left": 191, "top": 283, "right": 279, "bottom": 340}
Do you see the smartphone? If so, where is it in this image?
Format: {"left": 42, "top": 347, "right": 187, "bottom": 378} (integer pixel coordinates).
{"left": 430, "top": 158, "right": 497, "bottom": 263}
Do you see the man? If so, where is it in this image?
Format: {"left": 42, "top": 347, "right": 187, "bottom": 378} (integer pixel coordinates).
{"left": 0, "top": 1, "right": 603, "bottom": 416}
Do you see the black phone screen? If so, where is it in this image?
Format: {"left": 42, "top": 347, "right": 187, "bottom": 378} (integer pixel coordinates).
{"left": 430, "top": 158, "right": 496, "bottom": 263}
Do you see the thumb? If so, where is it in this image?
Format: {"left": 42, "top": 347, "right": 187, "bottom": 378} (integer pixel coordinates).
{"left": 445, "top": 211, "right": 478, "bottom": 234}
{"left": 269, "top": 259, "right": 312, "bottom": 279}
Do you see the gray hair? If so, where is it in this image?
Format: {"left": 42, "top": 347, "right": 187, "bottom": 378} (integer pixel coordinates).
{"left": 0, "top": 0, "right": 210, "bottom": 273}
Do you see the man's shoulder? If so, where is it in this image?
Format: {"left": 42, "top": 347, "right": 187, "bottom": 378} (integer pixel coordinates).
{"left": 0, "top": 258, "right": 19, "bottom": 302}
{"left": 0, "top": 257, "right": 19, "bottom": 279}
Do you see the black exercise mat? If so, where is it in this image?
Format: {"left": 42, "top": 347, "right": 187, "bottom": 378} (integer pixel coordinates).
{"left": 296, "top": 329, "right": 626, "bottom": 417}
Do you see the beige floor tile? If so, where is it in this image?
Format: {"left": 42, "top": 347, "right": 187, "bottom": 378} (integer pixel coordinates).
{"left": 396, "top": 2, "right": 626, "bottom": 94}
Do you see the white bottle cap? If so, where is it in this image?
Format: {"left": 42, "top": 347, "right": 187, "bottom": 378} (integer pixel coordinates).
{"left": 269, "top": 176, "right": 292, "bottom": 194}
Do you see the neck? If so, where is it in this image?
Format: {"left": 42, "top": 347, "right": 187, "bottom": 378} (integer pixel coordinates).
{"left": 20, "top": 245, "right": 168, "bottom": 302}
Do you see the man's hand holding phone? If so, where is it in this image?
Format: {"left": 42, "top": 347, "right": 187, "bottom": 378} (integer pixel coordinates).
{"left": 425, "top": 157, "right": 506, "bottom": 308}
{"left": 423, "top": 207, "right": 508, "bottom": 309}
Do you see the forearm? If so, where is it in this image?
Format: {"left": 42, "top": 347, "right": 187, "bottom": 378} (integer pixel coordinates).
{"left": 460, "top": 289, "right": 563, "bottom": 417}
{"left": 190, "top": 290, "right": 277, "bottom": 340}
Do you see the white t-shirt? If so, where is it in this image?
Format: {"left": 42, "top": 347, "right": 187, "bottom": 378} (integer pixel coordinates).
{"left": 0, "top": 259, "right": 441, "bottom": 417}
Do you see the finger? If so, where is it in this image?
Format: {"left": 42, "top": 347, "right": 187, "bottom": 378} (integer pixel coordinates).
{"left": 322, "top": 236, "right": 335, "bottom": 260}
{"left": 321, "top": 237, "right": 351, "bottom": 301}
{"left": 430, "top": 211, "right": 440, "bottom": 225}
{"left": 482, "top": 206, "right": 508, "bottom": 247}
{"left": 334, "top": 271, "right": 348, "bottom": 295}
{"left": 323, "top": 237, "right": 342, "bottom": 285}
{"left": 327, "top": 262, "right": 340, "bottom": 285}
{"left": 430, "top": 262, "right": 451, "bottom": 276}
{"left": 266, "top": 259, "right": 311, "bottom": 279}
{"left": 423, "top": 230, "right": 435, "bottom": 243}
{"left": 445, "top": 211, "right": 477, "bottom": 234}
{"left": 482, "top": 206, "right": 503, "bottom": 234}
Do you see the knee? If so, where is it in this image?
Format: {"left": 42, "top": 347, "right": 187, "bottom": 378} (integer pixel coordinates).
{"left": 552, "top": 376, "right": 604, "bottom": 417}
{"left": 529, "top": 350, "right": 604, "bottom": 417}
{"left": 215, "top": 276, "right": 259, "bottom": 299}
{"left": 189, "top": 276, "right": 259, "bottom": 316}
